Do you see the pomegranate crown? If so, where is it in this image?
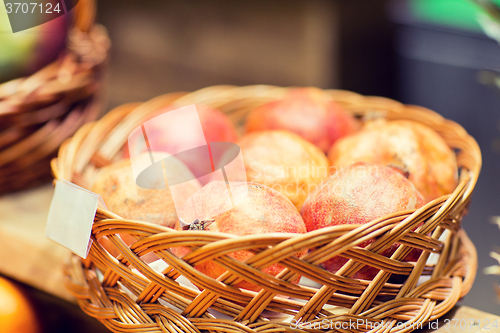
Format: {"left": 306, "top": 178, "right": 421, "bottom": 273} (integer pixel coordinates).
{"left": 179, "top": 218, "right": 215, "bottom": 231}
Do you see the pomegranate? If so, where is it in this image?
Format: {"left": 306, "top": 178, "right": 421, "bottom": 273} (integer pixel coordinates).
{"left": 245, "top": 87, "right": 359, "bottom": 152}
{"left": 125, "top": 104, "right": 238, "bottom": 181}
{"left": 178, "top": 181, "right": 307, "bottom": 291}
{"left": 328, "top": 119, "right": 458, "bottom": 203}
{"left": 212, "top": 130, "right": 329, "bottom": 210}
{"left": 92, "top": 152, "right": 201, "bottom": 258}
{"left": 301, "top": 163, "right": 425, "bottom": 280}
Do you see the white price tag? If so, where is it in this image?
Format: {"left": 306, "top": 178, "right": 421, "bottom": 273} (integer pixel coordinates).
{"left": 46, "top": 180, "right": 106, "bottom": 258}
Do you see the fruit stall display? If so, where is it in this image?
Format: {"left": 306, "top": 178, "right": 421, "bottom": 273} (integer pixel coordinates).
{"left": 51, "top": 85, "right": 480, "bottom": 332}
{"left": 0, "top": 0, "right": 109, "bottom": 195}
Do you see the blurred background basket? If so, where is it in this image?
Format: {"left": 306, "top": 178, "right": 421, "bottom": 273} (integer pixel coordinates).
{"left": 52, "top": 85, "right": 480, "bottom": 333}
{"left": 0, "top": 0, "right": 109, "bottom": 195}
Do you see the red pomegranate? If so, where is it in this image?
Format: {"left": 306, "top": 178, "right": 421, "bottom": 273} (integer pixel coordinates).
{"left": 177, "top": 181, "right": 307, "bottom": 291}
{"left": 92, "top": 152, "right": 201, "bottom": 260}
{"left": 125, "top": 104, "right": 238, "bottom": 181}
{"left": 328, "top": 119, "right": 458, "bottom": 203}
{"left": 245, "top": 87, "right": 359, "bottom": 152}
{"left": 211, "top": 130, "right": 329, "bottom": 210}
{"left": 301, "top": 163, "right": 425, "bottom": 280}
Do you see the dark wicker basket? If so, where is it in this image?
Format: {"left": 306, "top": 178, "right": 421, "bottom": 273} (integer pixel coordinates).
{"left": 0, "top": 0, "right": 109, "bottom": 195}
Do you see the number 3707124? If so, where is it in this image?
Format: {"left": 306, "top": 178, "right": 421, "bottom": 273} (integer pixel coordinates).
{"left": 5, "top": 2, "right": 62, "bottom": 14}
{"left": 443, "top": 318, "right": 498, "bottom": 330}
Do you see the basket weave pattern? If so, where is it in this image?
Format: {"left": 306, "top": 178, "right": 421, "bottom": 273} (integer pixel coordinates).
{"left": 53, "top": 86, "right": 480, "bottom": 333}
{"left": 0, "top": 0, "right": 109, "bottom": 194}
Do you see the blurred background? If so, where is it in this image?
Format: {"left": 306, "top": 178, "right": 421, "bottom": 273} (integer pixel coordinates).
{"left": 96, "top": 0, "right": 500, "bottom": 314}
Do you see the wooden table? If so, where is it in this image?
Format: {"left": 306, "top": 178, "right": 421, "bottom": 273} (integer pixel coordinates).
{"left": 0, "top": 184, "right": 73, "bottom": 301}
{"left": 0, "top": 185, "right": 498, "bottom": 332}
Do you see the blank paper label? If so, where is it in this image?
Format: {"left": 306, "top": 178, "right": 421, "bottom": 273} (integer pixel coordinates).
{"left": 45, "top": 180, "right": 105, "bottom": 258}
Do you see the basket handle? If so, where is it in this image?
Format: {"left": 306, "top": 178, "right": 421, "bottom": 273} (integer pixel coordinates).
{"left": 73, "top": 0, "right": 96, "bottom": 33}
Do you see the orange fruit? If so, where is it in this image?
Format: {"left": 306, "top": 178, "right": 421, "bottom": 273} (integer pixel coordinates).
{"left": 0, "top": 276, "right": 40, "bottom": 333}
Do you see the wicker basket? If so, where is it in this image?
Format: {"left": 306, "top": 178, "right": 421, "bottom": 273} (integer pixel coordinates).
{"left": 52, "top": 85, "right": 480, "bottom": 333}
{"left": 0, "top": 0, "right": 109, "bottom": 195}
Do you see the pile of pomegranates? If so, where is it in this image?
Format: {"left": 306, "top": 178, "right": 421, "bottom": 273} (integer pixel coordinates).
{"left": 91, "top": 89, "right": 458, "bottom": 288}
